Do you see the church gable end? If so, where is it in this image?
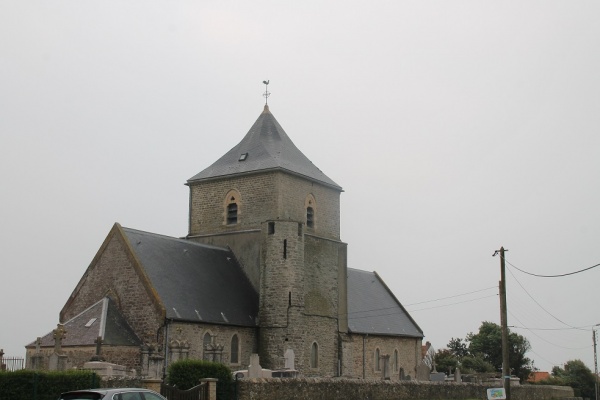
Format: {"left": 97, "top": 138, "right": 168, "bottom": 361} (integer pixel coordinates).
{"left": 60, "top": 223, "right": 165, "bottom": 345}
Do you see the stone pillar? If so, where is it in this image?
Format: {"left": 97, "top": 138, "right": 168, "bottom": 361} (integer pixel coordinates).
{"left": 140, "top": 345, "right": 150, "bottom": 377}
{"left": 141, "top": 378, "right": 162, "bottom": 394}
{"left": 149, "top": 354, "right": 164, "bottom": 379}
{"left": 201, "top": 378, "right": 218, "bottom": 400}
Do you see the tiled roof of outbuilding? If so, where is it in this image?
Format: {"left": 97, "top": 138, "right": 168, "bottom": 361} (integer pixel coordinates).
{"left": 122, "top": 228, "right": 259, "bottom": 327}
{"left": 347, "top": 268, "right": 423, "bottom": 338}
{"left": 187, "top": 105, "right": 342, "bottom": 190}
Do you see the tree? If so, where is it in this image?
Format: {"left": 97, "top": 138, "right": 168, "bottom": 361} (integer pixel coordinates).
{"left": 435, "top": 349, "right": 458, "bottom": 375}
{"left": 467, "top": 321, "right": 533, "bottom": 382}
{"left": 447, "top": 337, "right": 469, "bottom": 359}
{"left": 461, "top": 354, "right": 495, "bottom": 373}
{"left": 543, "top": 360, "right": 596, "bottom": 399}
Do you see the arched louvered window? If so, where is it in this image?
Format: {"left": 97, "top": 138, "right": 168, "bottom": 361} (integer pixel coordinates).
{"left": 224, "top": 190, "right": 241, "bottom": 225}
{"left": 227, "top": 202, "right": 238, "bottom": 224}
{"left": 306, "top": 206, "right": 314, "bottom": 228}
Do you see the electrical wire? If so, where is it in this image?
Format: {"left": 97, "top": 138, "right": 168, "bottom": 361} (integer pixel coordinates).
{"left": 346, "top": 286, "right": 497, "bottom": 316}
{"left": 509, "top": 311, "right": 591, "bottom": 350}
{"left": 501, "top": 254, "right": 600, "bottom": 278}
{"left": 506, "top": 267, "right": 586, "bottom": 331}
{"left": 404, "top": 286, "right": 498, "bottom": 306}
{"left": 407, "top": 293, "right": 498, "bottom": 313}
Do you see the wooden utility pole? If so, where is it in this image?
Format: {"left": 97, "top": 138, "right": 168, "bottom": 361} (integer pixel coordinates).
{"left": 593, "top": 327, "right": 598, "bottom": 400}
{"left": 498, "top": 247, "right": 511, "bottom": 400}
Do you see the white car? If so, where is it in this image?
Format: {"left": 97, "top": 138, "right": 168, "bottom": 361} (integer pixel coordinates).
{"left": 57, "top": 388, "right": 167, "bottom": 400}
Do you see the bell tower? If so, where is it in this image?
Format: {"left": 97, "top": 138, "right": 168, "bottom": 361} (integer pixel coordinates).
{"left": 186, "top": 103, "right": 347, "bottom": 375}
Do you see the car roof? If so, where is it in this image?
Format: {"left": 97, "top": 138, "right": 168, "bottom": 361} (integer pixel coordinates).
{"left": 60, "top": 388, "right": 159, "bottom": 396}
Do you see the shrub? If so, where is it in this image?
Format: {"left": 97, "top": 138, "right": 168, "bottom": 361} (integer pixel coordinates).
{"left": 166, "top": 359, "right": 233, "bottom": 400}
{"left": 0, "top": 369, "right": 99, "bottom": 400}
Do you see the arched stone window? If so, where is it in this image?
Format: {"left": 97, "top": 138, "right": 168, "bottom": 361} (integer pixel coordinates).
{"left": 230, "top": 334, "right": 240, "bottom": 364}
{"left": 305, "top": 194, "right": 316, "bottom": 229}
{"left": 310, "top": 342, "right": 319, "bottom": 368}
{"left": 375, "top": 348, "right": 381, "bottom": 371}
{"left": 394, "top": 349, "right": 399, "bottom": 372}
{"left": 224, "top": 190, "right": 241, "bottom": 225}
{"left": 202, "top": 332, "right": 212, "bottom": 360}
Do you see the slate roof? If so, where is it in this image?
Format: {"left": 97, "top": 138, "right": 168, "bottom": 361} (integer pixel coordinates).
{"left": 122, "top": 228, "right": 259, "bottom": 327}
{"left": 28, "top": 297, "right": 141, "bottom": 348}
{"left": 187, "top": 105, "right": 342, "bottom": 190}
{"left": 347, "top": 268, "right": 423, "bottom": 338}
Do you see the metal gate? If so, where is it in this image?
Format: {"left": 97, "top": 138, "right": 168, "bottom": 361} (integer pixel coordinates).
{"left": 0, "top": 356, "right": 24, "bottom": 371}
{"left": 160, "top": 382, "right": 208, "bottom": 400}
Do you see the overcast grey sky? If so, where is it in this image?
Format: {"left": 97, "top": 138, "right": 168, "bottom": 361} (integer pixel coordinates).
{"left": 1, "top": 1, "right": 599, "bottom": 373}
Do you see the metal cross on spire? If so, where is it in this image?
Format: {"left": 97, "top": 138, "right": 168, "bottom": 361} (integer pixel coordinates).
{"left": 262, "top": 80, "right": 270, "bottom": 105}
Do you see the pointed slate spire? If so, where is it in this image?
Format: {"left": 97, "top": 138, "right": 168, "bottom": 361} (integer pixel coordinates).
{"left": 188, "top": 106, "right": 341, "bottom": 190}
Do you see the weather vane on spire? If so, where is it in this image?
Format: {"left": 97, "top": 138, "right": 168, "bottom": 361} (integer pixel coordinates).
{"left": 262, "top": 80, "right": 270, "bottom": 105}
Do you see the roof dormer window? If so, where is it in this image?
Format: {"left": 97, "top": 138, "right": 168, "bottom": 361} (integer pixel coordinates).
{"left": 239, "top": 153, "right": 248, "bottom": 161}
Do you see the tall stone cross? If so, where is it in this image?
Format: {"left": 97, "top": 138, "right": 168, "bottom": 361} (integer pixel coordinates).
{"left": 94, "top": 336, "right": 103, "bottom": 356}
{"left": 53, "top": 324, "right": 67, "bottom": 354}
{"left": 35, "top": 337, "right": 42, "bottom": 353}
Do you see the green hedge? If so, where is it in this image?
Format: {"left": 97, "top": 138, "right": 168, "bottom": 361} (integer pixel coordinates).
{"left": 0, "top": 370, "right": 100, "bottom": 400}
{"left": 166, "top": 359, "right": 234, "bottom": 400}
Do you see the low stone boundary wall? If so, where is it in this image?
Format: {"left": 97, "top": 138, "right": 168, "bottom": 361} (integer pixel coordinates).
{"left": 237, "top": 378, "right": 575, "bottom": 400}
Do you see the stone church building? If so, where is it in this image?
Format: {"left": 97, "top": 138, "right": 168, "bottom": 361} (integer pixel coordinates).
{"left": 27, "top": 104, "right": 424, "bottom": 380}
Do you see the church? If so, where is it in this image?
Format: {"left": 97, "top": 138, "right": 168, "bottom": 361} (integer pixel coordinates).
{"left": 26, "top": 102, "right": 424, "bottom": 380}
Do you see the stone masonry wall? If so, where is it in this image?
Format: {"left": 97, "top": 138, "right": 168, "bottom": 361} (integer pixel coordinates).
{"left": 61, "top": 230, "right": 164, "bottom": 351}
{"left": 168, "top": 322, "right": 257, "bottom": 371}
{"left": 188, "top": 171, "right": 341, "bottom": 240}
{"left": 236, "top": 379, "right": 575, "bottom": 400}
{"left": 302, "top": 235, "right": 346, "bottom": 377}
{"left": 346, "top": 334, "right": 422, "bottom": 381}
{"left": 259, "top": 220, "right": 305, "bottom": 370}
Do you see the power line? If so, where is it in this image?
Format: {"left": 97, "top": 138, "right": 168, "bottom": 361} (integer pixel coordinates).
{"left": 506, "top": 267, "right": 585, "bottom": 331}
{"left": 346, "top": 286, "right": 497, "bottom": 316}
{"left": 509, "top": 311, "right": 592, "bottom": 351}
{"left": 404, "top": 286, "right": 497, "bottom": 306}
{"left": 407, "top": 294, "right": 498, "bottom": 313}
{"left": 502, "top": 255, "right": 600, "bottom": 278}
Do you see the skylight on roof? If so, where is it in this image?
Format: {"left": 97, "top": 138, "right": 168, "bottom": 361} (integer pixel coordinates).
{"left": 85, "top": 318, "right": 97, "bottom": 328}
{"left": 239, "top": 153, "right": 248, "bottom": 161}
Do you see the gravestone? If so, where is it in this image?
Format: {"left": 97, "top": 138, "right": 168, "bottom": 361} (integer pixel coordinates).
{"left": 381, "top": 354, "right": 391, "bottom": 380}
{"left": 49, "top": 324, "right": 68, "bottom": 371}
{"left": 90, "top": 336, "right": 105, "bottom": 361}
{"left": 284, "top": 348, "right": 295, "bottom": 370}
{"left": 454, "top": 367, "right": 462, "bottom": 383}
{"left": 430, "top": 372, "right": 446, "bottom": 381}
{"left": 30, "top": 337, "right": 44, "bottom": 370}
{"left": 416, "top": 361, "right": 430, "bottom": 381}
{"left": 53, "top": 324, "right": 67, "bottom": 354}
{"left": 247, "top": 354, "right": 263, "bottom": 378}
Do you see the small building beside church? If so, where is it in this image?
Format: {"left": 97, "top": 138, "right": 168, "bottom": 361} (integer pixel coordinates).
{"left": 26, "top": 104, "right": 424, "bottom": 380}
